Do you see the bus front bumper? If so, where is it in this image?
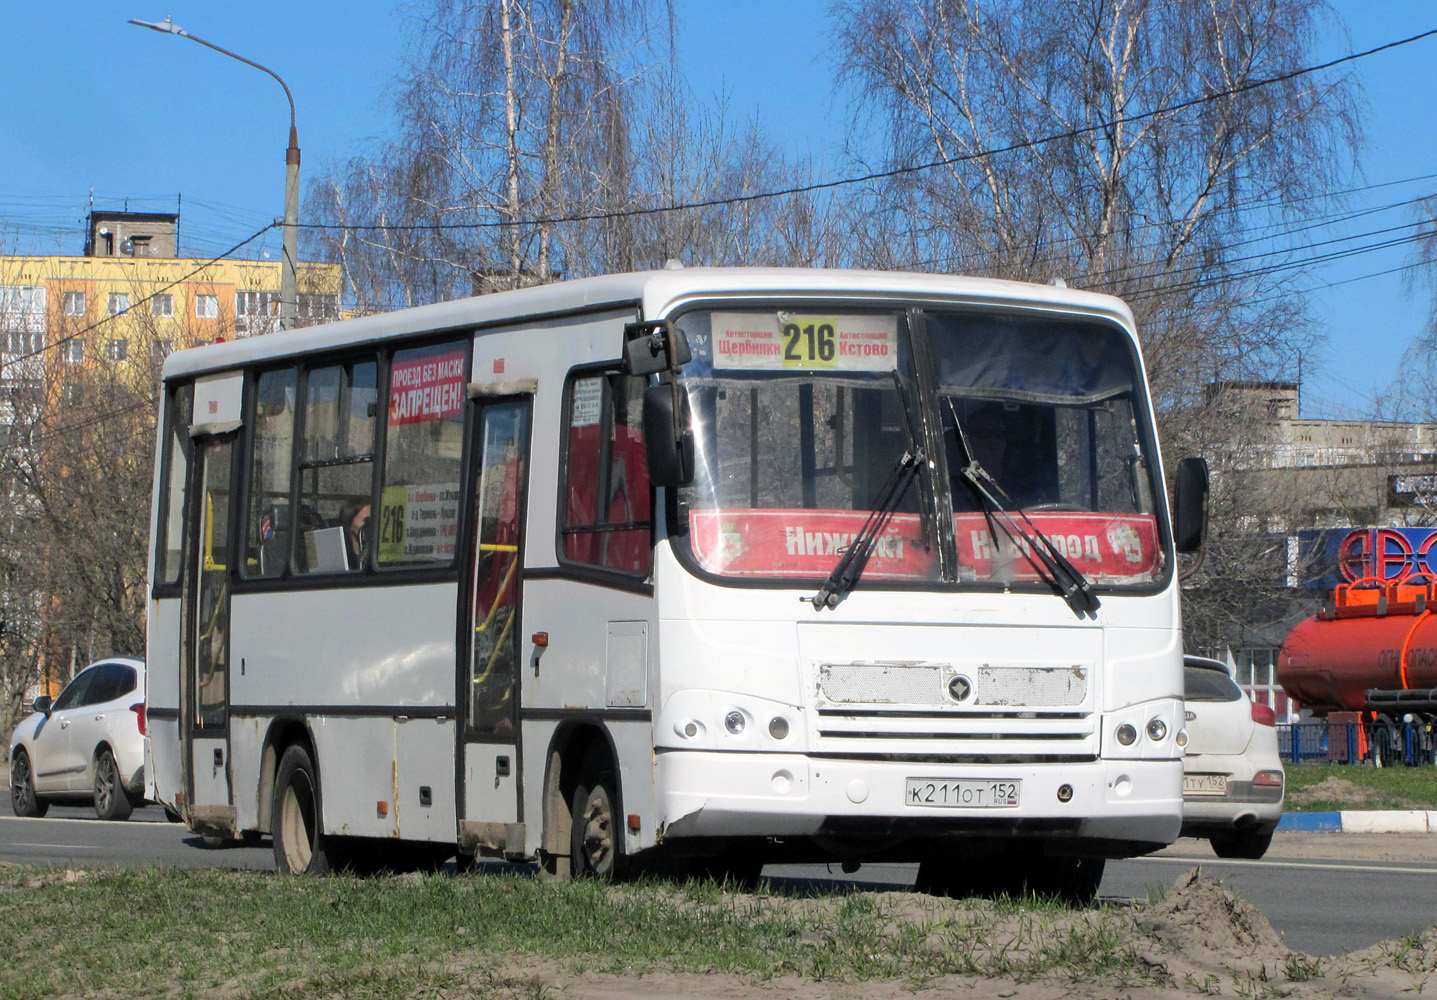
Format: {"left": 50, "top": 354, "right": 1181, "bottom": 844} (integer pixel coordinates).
{"left": 654, "top": 750, "right": 1181, "bottom": 857}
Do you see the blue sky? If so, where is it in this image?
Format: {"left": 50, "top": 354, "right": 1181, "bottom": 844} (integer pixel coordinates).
{"left": 1, "top": 1, "right": 1434, "bottom": 419}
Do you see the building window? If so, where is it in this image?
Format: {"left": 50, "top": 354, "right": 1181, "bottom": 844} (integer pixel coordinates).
{"left": 108, "top": 292, "right": 129, "bottom": 316}
{"left": 4, "top": 332, "right": 43, "bottom": 355}
{"left": 151, "top": 293, "right": 173, "bottom": 318}
{"left": 64, "top": 338, "right": 85, "bottom": 363}
{"left": 63, "top": 291, "right": 86, "bottom": 316}
{"left": 107, "top": 339, "right": 129, "bottom": 362}
{"left": 0, "top": 285, "right": 46, "bottom": 332}
{"left": 151, "top": 338, "right": 172, "bottom": 361}
{"left": 298, "top": 292, "right": 340, "bottom": 324}
{"left": 195, "top": 294, "right": 218, "bottom": 319}
{"left": 125, "top": 235, "right": 153, "bottom": 257}
{"left": 236, "top": 290, "right": 280, "bottom": 336}
{"left": 62, "top": 384, "right": 83, "bottom": 405}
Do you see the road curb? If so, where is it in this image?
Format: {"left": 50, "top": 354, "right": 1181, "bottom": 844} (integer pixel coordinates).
{"left": 1278, "top": 810, "right": 1436, "bottom": 833}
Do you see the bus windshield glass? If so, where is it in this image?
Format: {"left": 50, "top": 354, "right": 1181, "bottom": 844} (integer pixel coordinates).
{"left": 674, "top": 305, "right": 1164, "bottom": 589}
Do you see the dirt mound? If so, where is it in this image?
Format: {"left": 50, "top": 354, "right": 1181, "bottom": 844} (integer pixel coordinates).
{"left": 1137, "top": 868, "right": 1291, "bottom": 984}
{"left": 1288, "top": 775, "right": 1412, "bottom": 809}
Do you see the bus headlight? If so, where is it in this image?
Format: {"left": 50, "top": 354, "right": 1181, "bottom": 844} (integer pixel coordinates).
{"left": 768, "top": 716, "right": 790, "bottom": 739}
{"left": 1115, "top": 723, "right": 1137, "bottom": 746}
{"left": 724, "top": 710, "right": 746, "bottom": 735}
{"left": 1146, "top": 718, "right": 1168, "bottom": 742}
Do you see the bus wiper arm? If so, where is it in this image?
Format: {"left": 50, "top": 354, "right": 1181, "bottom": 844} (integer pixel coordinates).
{"left": 961, "top": 462, "right": 1099, "bottom": 617}
{"left": 808, "top": 448, "right": 923, "bottom": 610}
{"left": 948, "top": 401, "right": 1098, "bottom": 618}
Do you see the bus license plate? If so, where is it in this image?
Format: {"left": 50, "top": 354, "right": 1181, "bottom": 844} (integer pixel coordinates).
{"left": 1183, "top": 774, "right": 1228, "bottom": 796}
{"left": 906, "top": 778, "right": 1021, "bottom": 808}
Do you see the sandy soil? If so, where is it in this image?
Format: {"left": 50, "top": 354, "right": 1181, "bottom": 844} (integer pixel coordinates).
{"left": 1285, "top": 776, "right": 1424, "bottom": 810}
{"left": 487, "top": 866, "right": 1434, "bottom": 1000}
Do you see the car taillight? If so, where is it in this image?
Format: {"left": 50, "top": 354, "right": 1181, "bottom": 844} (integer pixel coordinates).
{"left": 1253, "top": 769, "right": 1284, "bottom": 788}
{"left": 130, "top": 702, "right": 146, "bottom": 736}
{"left": 1250, "top": 701, "right": 1276, "bottom": 727}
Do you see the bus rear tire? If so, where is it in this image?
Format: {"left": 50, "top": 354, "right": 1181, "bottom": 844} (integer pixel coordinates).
{"left": 272, "top": 744, "right": 331, "bottom": 875}
{"left": 570, "top": 755, "right": 625, "bottom": 880}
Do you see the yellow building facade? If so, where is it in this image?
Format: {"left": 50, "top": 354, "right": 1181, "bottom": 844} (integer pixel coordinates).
{"left": 0, "top": 235, "right": 341, "bottom": 700}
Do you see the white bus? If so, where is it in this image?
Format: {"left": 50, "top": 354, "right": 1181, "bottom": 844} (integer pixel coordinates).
{"left": 145, "top": 267, "right": 1207, "bottom": 899}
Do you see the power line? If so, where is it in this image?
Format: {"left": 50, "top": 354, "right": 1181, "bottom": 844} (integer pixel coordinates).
{"left": 0, "top": 223, "right": 277, "bottom": 370}
{"left": 292, "top": 26, "right": 1437, "bottom": 234}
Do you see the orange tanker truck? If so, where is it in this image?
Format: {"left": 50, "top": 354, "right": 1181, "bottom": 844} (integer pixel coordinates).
{"left": 1277, "top": 528, "right": 1437, "bottom": 765}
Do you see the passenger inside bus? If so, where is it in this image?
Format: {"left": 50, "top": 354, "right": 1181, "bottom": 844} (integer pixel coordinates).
{"left": 340, "top": 499, "right": 371, "bottom": 569}
{"left": 950, "top": 402, "right": 1054, "bottom": 510}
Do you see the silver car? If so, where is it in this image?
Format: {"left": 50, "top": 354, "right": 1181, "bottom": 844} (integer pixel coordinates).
{"left": 1180, "top": 655, "right": 1284, "bottom": 858}
{"left": 9, "top": 657, "right": 147, "bottom": 821}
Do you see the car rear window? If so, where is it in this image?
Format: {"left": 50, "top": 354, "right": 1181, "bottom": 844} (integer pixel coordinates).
{"left": 1184, "top": 666, "right": 1243, "bottom": 703}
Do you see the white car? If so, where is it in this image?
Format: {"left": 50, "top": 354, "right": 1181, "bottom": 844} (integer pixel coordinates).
{"left": 1180, "top": 655, "right": 1285, "bottom": 858}
{"left": 9, "top": 657, "right": 147, "bottom": 821}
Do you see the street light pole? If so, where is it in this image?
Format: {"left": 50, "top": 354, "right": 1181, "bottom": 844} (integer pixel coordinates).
{"left": 129, "top": 16, "right": 300, "bottom": 331}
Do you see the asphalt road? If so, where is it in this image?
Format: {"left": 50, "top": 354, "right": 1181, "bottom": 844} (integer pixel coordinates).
{"left": 3, "top": 792, "right": 1433, "bottom": 957}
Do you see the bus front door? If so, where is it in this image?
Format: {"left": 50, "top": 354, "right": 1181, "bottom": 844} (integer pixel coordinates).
{"left": 181, "top": 435, "right": 235, "bottom": 833}
{"left": 460, "top": 398, "right": 530, "bottom": 857}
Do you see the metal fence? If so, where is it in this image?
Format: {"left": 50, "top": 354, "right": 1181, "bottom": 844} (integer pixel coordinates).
{"left": 1276, "top": 721, "right": 1437, "bottom": 767}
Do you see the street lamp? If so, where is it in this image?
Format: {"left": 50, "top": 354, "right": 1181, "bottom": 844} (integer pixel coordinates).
{"left": 129, "top": 16, "right": 301, "bottom": 331}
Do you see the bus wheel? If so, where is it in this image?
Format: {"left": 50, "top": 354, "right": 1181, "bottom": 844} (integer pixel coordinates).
{"left": 272, "top": 744, "right": 331, "bottom": 875}
{"left": 1023, "top": 856, "right": 1105, "bottom": 905}
{"left": 570, "top": 757, "right": 625, "bottom": 880}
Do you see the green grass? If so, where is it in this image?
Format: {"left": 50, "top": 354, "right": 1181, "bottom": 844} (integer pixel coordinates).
{"left": 0, "top": 866, "right": 1165, "bottom": 999}
{"left": 1283, "top": 762, "right": 1437, "bottom": 812}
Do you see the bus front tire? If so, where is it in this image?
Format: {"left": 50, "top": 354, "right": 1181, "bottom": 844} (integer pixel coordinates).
{"left": 570, "top": 757, "right": 625, "bottom": 880}
{"left": 1023, "top": 855, "right": 1105, "bottom": 905}
{"left": 272, "top": 744, "right": 331, "bottom": 875}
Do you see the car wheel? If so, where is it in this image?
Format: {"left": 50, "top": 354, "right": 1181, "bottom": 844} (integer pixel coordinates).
{"left": 10, "top": 749, "right": 49, "bottom": 818}
{"left": 272, "top": 744, "right": 331, "bottom": 875}
{"left": 570, "top": 753, "right": 625, "bottom": 880}
{"left": 93, "top": 749, "right": 133, "bottom": 821}
{"left": 1210, "top": 830, "right": 1273, "bottom": 860}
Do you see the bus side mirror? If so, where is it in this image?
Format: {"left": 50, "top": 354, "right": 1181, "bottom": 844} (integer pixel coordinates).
{"left": 624, "top": 320, "right": 691, "bottom": 376}
{"left": 1174, "top": 456, "right": 1209, "bottom": 554}
{"left": 643, "top": 383, "right": 694, "bottom": 488}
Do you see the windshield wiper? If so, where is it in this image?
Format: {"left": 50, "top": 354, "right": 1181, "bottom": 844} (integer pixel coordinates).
{"left": 948, "top": 400, "right": 1099, "bottom": 618}
{"left": 808, "top": 448, "right": 923, "bottom": 610}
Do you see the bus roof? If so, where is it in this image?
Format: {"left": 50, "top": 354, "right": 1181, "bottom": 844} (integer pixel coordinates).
{"left": 160, "top": 266, "right": 1137, "bottom": 380}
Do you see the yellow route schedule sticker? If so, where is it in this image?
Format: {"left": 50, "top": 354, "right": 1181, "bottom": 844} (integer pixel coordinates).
{"left": 710, "top": 312, "right": 898, "bottom": 371}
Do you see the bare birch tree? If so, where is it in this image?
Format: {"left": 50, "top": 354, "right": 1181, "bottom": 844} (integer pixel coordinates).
{"left": 832, "top": 0, "right": 1362, "bottom": 648}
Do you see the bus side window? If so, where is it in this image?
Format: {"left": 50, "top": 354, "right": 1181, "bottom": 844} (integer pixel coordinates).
{"left": 155, "top": 382, "right": 193, "bottom": 587}
{"left": 296, "top": 360, "right": 377, "bottom": 574}
{"left": 561, "top": 371, "right": 651, "bottom": 576}
{"left": 242, "top": 368, "right": 297, "bottom": 579}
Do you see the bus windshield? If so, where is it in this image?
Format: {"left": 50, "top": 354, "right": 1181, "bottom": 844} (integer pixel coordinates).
{"left": 674, "top": 305, "right": 1165, "bottom": 590}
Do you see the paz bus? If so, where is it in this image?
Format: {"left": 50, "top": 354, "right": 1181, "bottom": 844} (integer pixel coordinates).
{"left": 144, "top": 267, "right": 1207, "bottom": 899}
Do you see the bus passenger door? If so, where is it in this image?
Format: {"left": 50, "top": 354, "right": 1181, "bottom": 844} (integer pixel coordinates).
{"left": 459, "top": 398, "right": 530, "bottom": 854}
{"left": 181, "top": 435, "right": 235, "bottom": 826}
